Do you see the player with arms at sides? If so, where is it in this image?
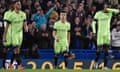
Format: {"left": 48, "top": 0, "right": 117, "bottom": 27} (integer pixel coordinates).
{"left": 53, "top": 10, "right": 74, "bottom": 69}
{"left": 3, "top": 0, "right": 28, "bottom": 70}
{"left": 2, "top": 0, "right": 16, "bottom": 69}
{"left": 92, "top": 3, "right": 119, "bottom": 69}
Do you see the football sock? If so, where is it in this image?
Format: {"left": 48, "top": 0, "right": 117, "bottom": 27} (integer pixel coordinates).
{"left": 54, "top": 55, "right": 58, "bottom": 67}
{"left": 95, "top": 51, "right": 101, "bottom": 62}
{"left": 64, "top": 55, "right": 69, "bottom": 68}
{"left": 104, "top": 49, "right": 108, "bottom": 67}
{"left": 14, "top": 54, "right": 21, "bottom": 65}
{"left": 2, "top": 53, "right": 7, "bottom": 68}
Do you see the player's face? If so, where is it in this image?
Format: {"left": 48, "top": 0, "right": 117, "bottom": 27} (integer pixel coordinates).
{"left": 15, "top": 1, "right": 21, "bottom": 10}
{"left": 60, "top": 13, "right": 67, "bottom": 22}
{"left": 103, "top": 4, "right": 108, "bottom": 12}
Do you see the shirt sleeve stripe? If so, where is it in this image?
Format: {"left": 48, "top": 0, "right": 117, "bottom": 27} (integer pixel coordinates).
{"left": 53, "top": 29, "right": 57, "bottom": 31}
{"left": 4, "top": 19, "right": 11, "bottom": 24}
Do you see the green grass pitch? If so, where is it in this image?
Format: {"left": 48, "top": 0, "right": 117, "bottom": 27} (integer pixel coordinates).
{"left": 0, "top": 69, "right": 119, "bottom": 72}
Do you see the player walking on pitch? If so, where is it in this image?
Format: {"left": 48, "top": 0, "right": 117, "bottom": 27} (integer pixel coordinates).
{"left": 53, "top": 10, "right": 74, "bottom": 69}
{"left": 2, "top": 0, "right": 15, "bottom": 69}
{"left": 92, "top": 3, "right": 119, "bottom": 69}
{"left": 3, "top": 0, "right": 28, "bottom": 69}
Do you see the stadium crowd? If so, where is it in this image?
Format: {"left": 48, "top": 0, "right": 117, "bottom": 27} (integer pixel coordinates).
{"left": 0, "top": 0, "right": 120, "bottom": 59}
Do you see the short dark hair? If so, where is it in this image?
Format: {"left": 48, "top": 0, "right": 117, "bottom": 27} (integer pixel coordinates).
{"left": 101, "top": 2, "right": 109, "bottom": 10}
{"left": 9, "top": 1, "right": 16, "bottom": 5}
{"left": 60, "top": 10, "right": 66, "bottom": 13}
{"left": 9, "top": 0, "right": 20, "bottom": 5}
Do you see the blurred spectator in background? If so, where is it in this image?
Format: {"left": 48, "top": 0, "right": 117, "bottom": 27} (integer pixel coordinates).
{"left": 117, "top": 4, "right": 120, "bottom": 11}
{"left": 47, "top": 17, "right": 58, "bottom": 48}
{"left": 75, "top": 3, "right": 85, "bottom": 25}
{"left": 24, "top": 8, "right": 32, "bottom": 24}
{"left": 71, "top": 16, "right": 83, "bottom": 49}
{"left": 21, "top": 22, "right": 37, "bottom": 59}
{"left": 111, "top": 21, "right": 120, "bottom": 59}
{"left": 35, "top": 24, "right": 52, "bottom": 48}
{"left": 0, "top": 0, "right": 6, "bottom": 9}
{"left": 110, "top": 0, "right": 119, "bottom": 8}
{"left": 86, "top": 5, "right": 96, "bottom": 18}
{"left": 82, "top": 16, "right": 93, "bottom": 49}
{"left": 0, "top": 10, "right": 4, "bottom": 55}
{"left": 47, "top": 4, "right": 60, "bottom": 48}
{"left": 48, "top": 10, "right": 59, "bottom": 30}
{"left": 111, "top": 21, "right": 120, "bottom": 50}
{"left": 50, "top": 11, "right": 59, "bottom": 21}
{"left": 93, "top": 0, "right": 104, "bottom": 11}
{"left": 111, "top": 13, "right": 120, "bottom": 31}
{"left": 57, "top": 0, "right": 67, "bottom": 5}
{"left": 111, "top": 17, "right": 118, "bottom": 31}
{"left": 32, "top": 0, "right": 41, "bottom": 13}
{"left": 0, "top": 4, "right": 6, "bottom": 15}
{"left": 20, "top": 0, "right": 26, "bottom": 9}
{"left": 45, "top": 1, "right": 53, "bottom": 12}
{"left": 21, "top": 0, "right": 32, "bottom": 11}
{"left": 67, "top": 4, "right": 76, "bottom": 23}
{"left": 22, "top": 22, "right": 36, "bottom": 49}
{"left": 54, "top": 1, "right": 61, "bottom": 14}
{"left": 32, "top": 4, "right": 55, "bottom": 30}
{"left": 47, "top": 19, "right": 54, "bottom": 48}
{"left": 0, "top": 9, "right": 4, "bottom": 43}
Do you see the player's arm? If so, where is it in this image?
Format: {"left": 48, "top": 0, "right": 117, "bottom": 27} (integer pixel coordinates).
{"left": 92, "top": 12, "right": 98, "bottom": 35}
{"left": 107, "top": 8, "right": 119, "bottom": 14}
{"left": 23, "top": 13, "right": 28, "bottom": 32}
{"left": 53, "top": 23, "right": 59, "bottom": 42}
{"left": 23, "top": 21, "right": 28, "bottom": 32}
{"left": 53, "top": 30, "right": 57, "bottom": 40}
{"left": 45, "top": 6, "right": 55, "bottom": 19}
{"left": 92, "top": 19, "right": 97, "bottom": 34}
{"left": 53, "top": 30, "right": 59, "bottom": 42}
{"left": 3, "top": 23, "right": 9, "bottom": 42}
{"left": 3, "top": 12, "right": 11, "bottom": 42}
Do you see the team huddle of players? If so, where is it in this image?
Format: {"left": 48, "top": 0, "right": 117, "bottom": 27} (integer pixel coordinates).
{"left": 2, "top": 0, "right": 120, "bottom": 70}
